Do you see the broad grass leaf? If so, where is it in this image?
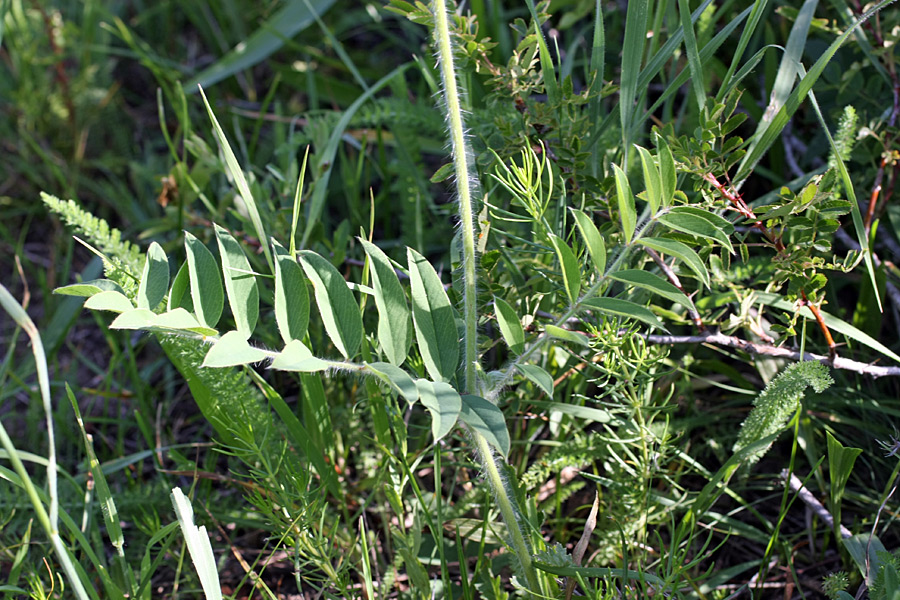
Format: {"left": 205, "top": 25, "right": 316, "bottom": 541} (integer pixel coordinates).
{"left": 366, "top": 362, "right": 418, "bottom": 405}
{"left": 610, "top": 269, "right": 694, "bottom": 310}
{"left": 272, "top": 241, "right": 309, "bottom": 345}
{"left": 416, "top": 379, "right": 461, "bottom": 442}
{"left": 517, "top": 364, "right": 554, "bottom": 397}
{"left": 635, "top": 145, "right": 662, "bottom": 214}
{"left": 545, "top": 325, "right": 590, "bottom": 347}
{"left": 583, "top": 297, "right": 668, "bottom": 331}
{"left": 407, "top": 248, "right": 459, "bottom": 383}
{"left": 361, "top": 239, "right": 411, "bottom": 366}
{"left": 459, "top": 395, "right": 510, "bottom": 458}
{"left": 137, "top": 242, "right": 169, "bottom": 310}
{"left": 657, "top": 208, "right": 734, "bottom": 253}
{"left": 214, "top": 224, "right": 259, "bottom": 336}
{"left": 202, "top": 330, "right": 267, "bottom": 368}
{"left": 550, "top": 234, "right": 581, "bottom": 304}
{"left": 298, "top": 250, "right": 362, "bottom": 360}
{"left": 270, "top": 340, "right": 328, "bottom": 372}
{"left": 619, "top": 0, "right": 649, "bottom": 133}
{"left": 571, "top": 208, "right": 606, "bottom": 274}
{"left": 613, "top": 164, "right": 636, "bottom": 244}
{"left": 493, "top": 296, "right": 525, "bottom": 355}
{"left": 185, "top": 232, "right": 224, "bottom": 329}
{"left": 84, "top": 290, "right": 133, "bottom": 313}
{"left": 55, "top": 279, "right": 125, "bottom": 298}
{"left": 638, "top": 237, "right": 711, "bottom": 288}
{"left": 168, "top": 262, "right": 193, "bottom": 312}
{"left": 198, "top": 88, "right": 273, "bottom": 272}
{"left": 677, "top": 0, "right": 706, "bottom": 111}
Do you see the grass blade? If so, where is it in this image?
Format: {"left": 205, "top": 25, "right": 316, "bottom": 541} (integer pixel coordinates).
{"left": 619, "top": 0, "right": 649, "bottom": 150}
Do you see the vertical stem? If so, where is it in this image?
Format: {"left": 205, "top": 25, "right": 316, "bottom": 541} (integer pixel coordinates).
{"left": 432, "top": 0, "right": 541, "bottom": 593}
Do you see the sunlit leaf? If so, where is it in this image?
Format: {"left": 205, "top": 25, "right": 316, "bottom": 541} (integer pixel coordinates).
{"left": 184, "top": 231, "right": 224, "bottom": 329}
{"left": 361, "top": 239, "right": 411, "bottom": 366}
{"left": 613, "top": 164, "right": 636, "bottom": 244}
{"left": 459, "top": 395, "right": 510, "bottom": 458}
{"left": 270, "top": 339, "right": 328, "bottom": 372}
{"left": 494, "top": 297, "right": 525, "bottom": 355}
{"left": 416, "top": 379, "right": 461, "bottom": 442}
{"left": 550, "top": 234, "right": 581, "bottom": 304}
{"left": 517, "top": 364, "right": 554, "bottom": 397}
{"left": 215, "top": 224, "right": 259, "bottom": 336}
{"left": 571, "top": 208, "right": 607, "bottom": 274}
{"left": 272, "top": 241, "right": 309, "bottom": 344}
{"left": 202, "top": 330, "right": 267, "bottom": 368}
{"left": 583, "top": 297, "right": 668, "bottom": 331}
{"left": 84, "top": 290, "right": 133, "bottom": 313}
{"left": 408, "top": 248, "right": 459, "bottom": 383}
{"left": 638, "top": 237, "right": 711, "bottom": 288}
{"left": 298, "top": 250, "right": 362, "bottom": 360}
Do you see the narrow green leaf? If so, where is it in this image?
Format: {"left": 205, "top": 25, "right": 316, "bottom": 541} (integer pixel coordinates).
{"left": 619, "top": 0, "right": 649, "bottom": 133}
{"left": 298, "top": 250, "right": 363, "bottom": 360}
{"left": 613, "top": 164, "right": 636, "bottom": 244}
{"left": 550, "top": 234, "right": 581, "bottom": 304}
{"left": 545, "top": 324, "right": 591, "bottom": 347}
{"left": 361, "top": 239, "right": 411, "bottom": 366}
{"left": 270, "top": 339, "right": 328, "bottom": 372}
{"left": 365, "top": 362, "right": 418, "bottom": 405}
{"left": 677, "top": 0, "right": 706, "bottom": 111}
{"left": 214, "top": 224, "right": 259, "bottom": 336}
{"left": 198, "top": 88, "right": 273, "bottom": 273}
{"left": 55, "top": 279, "right": 124, "bottom": 298}
{"left": 272, "top": 241, "right": 310, "bottom": 345}
{"left": 656, "top": 137, "right": 677, "bottom": 208}
{"left": 610, "top": 269, "right": 694, "bottom": 310}
{"left": 84, "top": 291, "right": 133, "bottom": 313}
{"left": 532, "top": 17, "right": 559, "bottom": 106}
{"left": 571, "top": 208, "right": 607, "bottom": 274}
{"left": 415, "top": 379, "right": 461, "bottom": 442}
{"left": 657, "top": 209, "right": 734, "bottom": 253}
{"left": 184, "top": 232, "right": 224, "bottom": 329}
{"left": 407, "top": 248, "right": 459, "bottom": 383}
{"left": 202, "top": 330, "right": 267, "bottom": 368}
{"left": 168, "top": 262, "right": 193, "bottom": 312}
{"left": 826, "top": 432, "right": 862, "bottom": 539}
{"left": 517, "top": 364, "right": 554, "bottom": 397}
{"left": 638, "top": 237, "right": 710, "bottom": 288}
{"left": 636, "top": 145, "right": 662, "bottom": 214}
{"left": 493, "top": 297, "right": 525, "bottom": 355}
{"left": 583, "top": 297, "right": 668, "bottom": 331}
{"left": 459, "top": 395, "right": 510, "bottom": 458}
{"left": 136, "top": 242, "right": 169, "bottom": 310}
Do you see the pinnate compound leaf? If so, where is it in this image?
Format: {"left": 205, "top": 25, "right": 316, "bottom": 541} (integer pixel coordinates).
{"left": 571, "top": 208, "right": 606, "bottom": 274}
{"left": 550, "top": 234, "right": 581, "bottom": 304}
{"left": 202, "top": 330, "right": 267, "bottom": 368}
{"left": 366, "top": 362, "right": 418, "bottom": 405}
{"left": 298, "top": 250, "right": 362, "bottom": 360}
{"left": 84, "top": 290, "right": 133, "bottom": 313}
{"left": 168, "top": 262, "right": 193, "bottom": 312}
{"left": 56, "top": 279, "right": 125, "bottom": 298}
{"left": 270, "top": 339, "right": 328, "bottom": 372}
{"left": 638, "top": 237, "right": 711, "bottom": 288}
{"left": 636, "top": 145, "right": 662, "bottom": 214}
{"left": 184, "top": 231, "right": 224, "bottom": 329}
{"left": 272, "top": 241, "right": 309, "bottom": 344}
{"left": 137, "top": 242, "right": 169, "bottom": 310}
{"left": 459, "top": 395, "right": 510, "bottom": 458}
{"left": 517, "top": 364, "right": 554, "bottom": 397}
{"left": 609, "top": 270, "right": 694, "bottom": 310}
{"left": 416, "top": 379, "right": 461, "bottom": 442}
{"left": 407, "top": 248, "right": 459, "bottom": 383}
{"left": 613, "top": 164, "right": 636, "bottom": 244}
{"left": 583, "top": 297, "right": 668, "bottom": 331}
{"left": 493, "top": 297, "right": 525, "bottom": 355}
{"left": 215, "top": 224, "right": 259, "bottom": 336}
{"left": 361, "top": 239, "right": 411, "bottom": 366}
{"left": 544, "top": 325, "right": 590, "bottom": 347}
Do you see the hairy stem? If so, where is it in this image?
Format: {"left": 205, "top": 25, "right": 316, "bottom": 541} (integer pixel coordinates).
{"left": 432, "top": 0, "right": 540, "bottom": 592}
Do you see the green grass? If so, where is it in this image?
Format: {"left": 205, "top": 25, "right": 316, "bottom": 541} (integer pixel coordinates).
{"left": 4, "top": 1, "right": 900, "bottom": 599}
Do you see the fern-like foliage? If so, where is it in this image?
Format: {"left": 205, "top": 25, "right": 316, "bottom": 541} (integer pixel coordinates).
{"left": 733, "top": 361, "right": 833, "bottom": 464}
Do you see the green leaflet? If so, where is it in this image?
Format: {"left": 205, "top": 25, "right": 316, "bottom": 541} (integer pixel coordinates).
{"left": 493, "top": 296, "right": 525, "bottom": 355}
{"left": 571, "top": 208, "right": 606, "bottom": 275}
{"left": 826, "top": 432, "right": 862, "bottom": 540}
{"left": 54, "top": 279, "right": 125, "bottom": 298}
{"left": 609, "top": 269, "right": 695, "bottom": 311}
{"left": 365, "top": 362, "right": 418, "bottom": 405}
{"left": 298, "top": 250, "right": 362, "bottom": 360}
{"left": 168, "top": 262, "right": 193, "bottom": 312}
{"left": 269, "top": 339, "right": 328, "bottom": 372}
{"left": 544, "top": 324, "right": 590, "bottom": 347}
{"left": 110, "top": 308, "right": 217, "bottom": 337}
{"left": 583, "top": 297, "right": 668, "bottom": 331}
{"left": 550, "top": 234, "right": 581, "bottom": 304}
{"left": 459, "top": 395, "right": 510, "bottom": 458}
{"left": 517, "top": 364, "right": 554, "bottom": 397}
{"left": 272, "top": 241, "right": 310, "bottom": 345}
{"left": 407, "top": 248, "right": 459, "bottom": 383}
{"left": 415, "top": 379, "right": 461, "bottom": 442}
{"left": 635, "top": 145, "right": 662, "bottom": 214}
{"left": 638, "top": 237, "right": 711, "bottom": 288}
{"left": 657, "top": 207, "right": 734, "bottom": 253}
{"left": 184, "top": 231, "right": 224, "bottom": 329}
{"left": 137, "top": 242, "right": 169, "bottom": 310}
{"left": 361, "top": 239, "right": 411, "bottom": 366}
{"left": 214, "top": 224, "right": 259, "bottom": 336}
{"left": 657, "top": 137, "right": 677, "bottom": 208}
{"left": 613, "top": 164, "right": 636, "bottom": 244}
{"left": 202, "top": 330, "right": 268, "bottom": 368}
{"left": 84, "top": 290, "right": 133, "bottom": 313}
